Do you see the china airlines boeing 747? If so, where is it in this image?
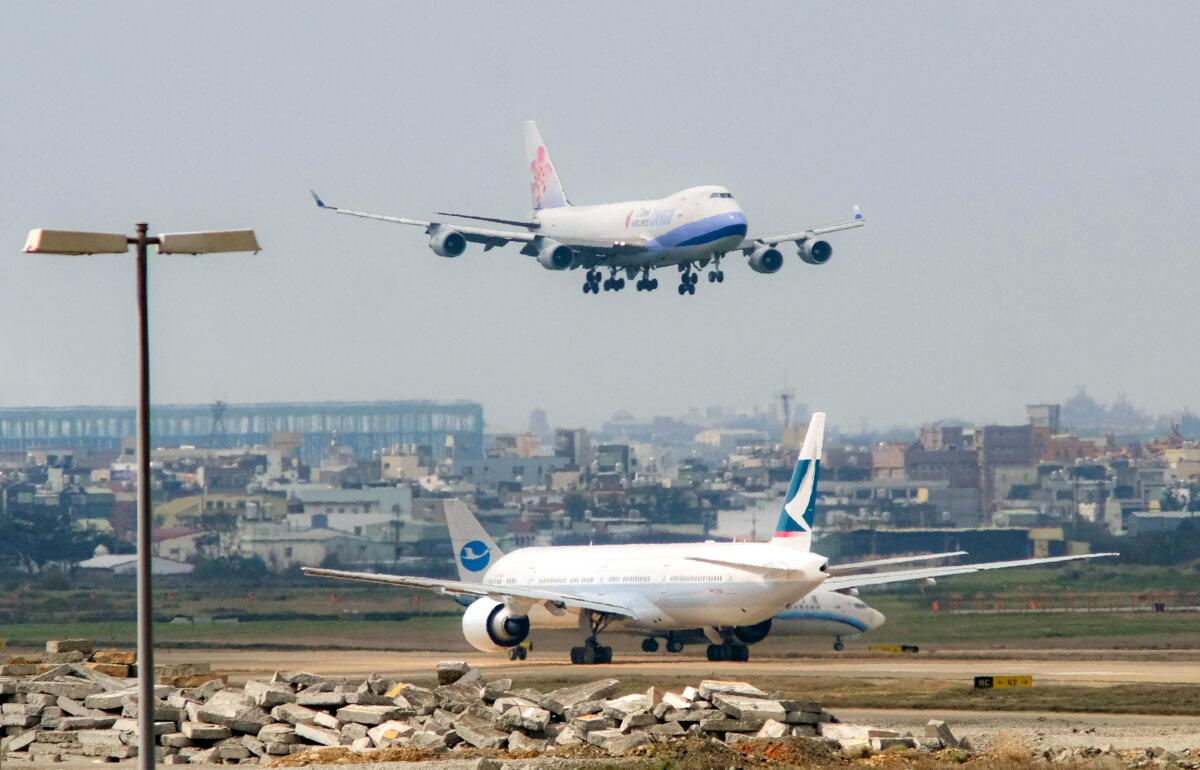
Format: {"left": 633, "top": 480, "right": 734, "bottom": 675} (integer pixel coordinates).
{"left": 310, "top": 121, "right": 864, "bottom": 296}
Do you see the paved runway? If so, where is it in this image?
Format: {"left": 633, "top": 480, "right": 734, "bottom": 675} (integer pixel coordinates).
{"left": 162, "top": 648, "right": 1200, "bottom": 686}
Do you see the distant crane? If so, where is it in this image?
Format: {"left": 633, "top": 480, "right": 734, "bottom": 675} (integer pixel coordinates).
{"left": 209, "top": 400, "right": 227, "bottom": 450}
{"left": 778, "top": 378, "right": 797, "bottom": 430}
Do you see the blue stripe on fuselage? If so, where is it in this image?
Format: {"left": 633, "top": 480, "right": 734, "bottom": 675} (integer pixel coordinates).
{"left": 775, "top": 610, "right": 869, "bottom": 632}
{"left": 649, "top": 212, "right": 748, "bottom": 249}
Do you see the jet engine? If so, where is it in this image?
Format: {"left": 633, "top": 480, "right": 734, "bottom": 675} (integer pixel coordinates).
{"left": 732, "top": 618, "right": 773, "bottom": 645}
{"left": 536, "top": 240, "right": 575, "bottom": 270}
{"left": 429, "top": 229, "right": 467, "bottom": 258}
{"left": 747, "top": 245, "right": 783, "bottom": 274}
{"left": 461, "top": 597, "right": 530, "bottom": 652}
{"left": 798, "top": 239, "right": 832, "bottom": 265}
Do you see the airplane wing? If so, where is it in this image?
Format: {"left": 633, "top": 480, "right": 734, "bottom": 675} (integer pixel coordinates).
{"left": 310, "top": 191, "right": 536, "bottom": 248}
{"left": 738, "top": 206, "right": 865, "bottom": 250}
{"left": 828, "top": 551, "right": 968, "bottom": 574}
{"left": 302, "top": 567, "right": 632, "bottom": 617}
{"left": 822, "top": 552, "right": 1119, "bottom": 591}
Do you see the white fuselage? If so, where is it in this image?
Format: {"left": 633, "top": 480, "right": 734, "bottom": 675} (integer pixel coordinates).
{"left": 774, "top": 589, "right": 887, "bottom": 637}
{"left": 534, "top": 185, "right": 748, "bottom": 268}
{"left": 479, "top": 540, "right": 826, "bottom": 633}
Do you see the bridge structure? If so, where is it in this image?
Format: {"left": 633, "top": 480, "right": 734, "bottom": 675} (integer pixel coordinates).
{"left": 0, "top": 400, "right": 484, "bottom": 464}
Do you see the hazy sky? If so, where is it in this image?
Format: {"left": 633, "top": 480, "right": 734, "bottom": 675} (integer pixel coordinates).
{"left": 3, "top": 2, "right": 1197, "bottom": 434}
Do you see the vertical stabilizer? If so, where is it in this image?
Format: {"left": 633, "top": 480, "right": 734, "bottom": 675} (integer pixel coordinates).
{"left": 446, "top": 499, "right": 504, "bottom": 581}
{"left": 770, "top": 412, "right": 825, "bottom": 550}
{"left": 523, "top": 120, "right": 569, "bottom": 210}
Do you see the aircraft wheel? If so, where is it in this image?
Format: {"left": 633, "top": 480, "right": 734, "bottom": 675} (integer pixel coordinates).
{"left": 689, "top": 272, "right": 699, "bottom": 285}
{"left": 570, "top": 647, "right": 583, "bottom": 664}
{"left": 717, "top": 270, "right": 725, "bottom": 282}
{"left": 732, "top": 644, "right": 750, "bottom": 662}
{"left": 666, "top": 638, "right": 684, "bottom": 653}
{"left": 616, "top": 279, "right": 625, "bottom": 290}
{"left": 677, "top": 284, "right": 687, "bottom": 296}
{"left": 596, "top": 646, "right": 613, "bottom": 664}
{"left": 708, "top": 271, "right": 716, "bottom": 282}
{"left": 705, "top": 644, "right": 723, "bottom": 662}
{"left": 650, "top": 279, "right": 659, "bottom": 290}
{"left": 687, "top": 283, "right": 696, "bottom": 295}
{"left": 641, "top": 638, "right": 659, "bottom": 653}
{"left": 833, "top": 639, "right": 845, "bottom": 652}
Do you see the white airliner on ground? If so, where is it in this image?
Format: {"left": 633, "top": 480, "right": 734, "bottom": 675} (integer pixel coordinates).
{"left": 310, "top": 121, "right": 865, "bottom": 296}
{"left": 305, "top": 412, "right": 1116, "bottom": 664}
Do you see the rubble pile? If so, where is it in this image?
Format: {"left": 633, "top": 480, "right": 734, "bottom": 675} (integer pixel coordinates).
{"left": 5, "top": 642, "right": 1197, "bottom": 767}
{"left": 0, "top": 646, "right": 957, "bottom": 766}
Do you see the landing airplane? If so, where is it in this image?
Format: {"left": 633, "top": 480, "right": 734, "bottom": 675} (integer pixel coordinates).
{"left": 305, "top": 412, "right": 1117, "bottom": 664}
{"left": 310, "top": 121, "right": 865, "bottom": 297}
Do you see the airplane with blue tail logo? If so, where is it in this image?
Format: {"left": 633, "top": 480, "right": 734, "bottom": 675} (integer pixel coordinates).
{"left": 305, "top": 412, "right": 1117, "bottom": 665}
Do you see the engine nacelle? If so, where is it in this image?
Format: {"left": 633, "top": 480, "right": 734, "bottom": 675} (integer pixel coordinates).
{"left": 536, "top": 240, "right": 574, "bottom": 270}
{"left": 732, "top": 618, "right": 772, "bottom": 645}
{"left": 747, "top": 245, "right": 784, "bottom": 274}
{"left": 429, "top": 228, "right": 467, "bottom": 258}
{"left": 461, "top": 598, "right": 530, "bottom": 652}
{"left": 798, "top": 239, "right": 832, "bottom": 265}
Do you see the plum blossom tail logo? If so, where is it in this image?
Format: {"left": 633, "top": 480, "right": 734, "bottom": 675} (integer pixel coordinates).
{"left": 530, "top": 146, "right": 553, "bottom": 208}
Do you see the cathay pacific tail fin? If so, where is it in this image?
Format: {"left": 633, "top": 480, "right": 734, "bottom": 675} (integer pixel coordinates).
{"left": 770, "top": 412, "right": 825, "bottom": 551}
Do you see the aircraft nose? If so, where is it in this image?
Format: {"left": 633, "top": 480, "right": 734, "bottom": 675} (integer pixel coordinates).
{"left": 867, "top": 608, "right": 887, "bottom": 631}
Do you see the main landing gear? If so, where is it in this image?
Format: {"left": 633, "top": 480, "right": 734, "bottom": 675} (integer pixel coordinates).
{"left": 677, "top": 265, "right": 699, "bottom": 296}
{"left": 641, "top": 638, "right": 659, "bottom": 653}
{"left": 706, "top": 641, "right": 751, "bottom": 662}
{"left": 833, "top": 636, "right": 845, "bottom": 652}
{"left": 635, "top": 268, "right": 659, "bottom": 292}
{"left": 602, "top": 267, "right": 626, "bottom": 292}
{"left": 707, "top": 257, "right": 725, "bottom": 284}
{"left": 570, "top": 612, "right": 614, "bottom": 665}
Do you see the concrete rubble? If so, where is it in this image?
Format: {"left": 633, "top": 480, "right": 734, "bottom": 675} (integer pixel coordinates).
{"left": 4, "top": 642, "right": 1200, "bottom": 767}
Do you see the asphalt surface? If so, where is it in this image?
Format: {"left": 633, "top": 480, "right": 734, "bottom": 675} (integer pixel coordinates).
{"left": 161, "top": 648, "right": 1200, "bottom": 686}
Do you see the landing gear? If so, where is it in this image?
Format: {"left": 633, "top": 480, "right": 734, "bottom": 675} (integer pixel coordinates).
{"left": 582, "top": 269, "right": 603, "bottom": 294}
{"left": 602, "top": 268, "right": 626, "bottom": 292}
{"left": 677, "top": 267, "right": 699, "bottom": 296}
{"left": 641, "top": 638, "right": 659, "bottom": 653}
{"left": 707, "top": 257, "right": 725, "bottom": 283}
{"left": 665, "top": 636, "right": 685, "bottom": 653}
{"left": 705, "top": 642, "right": 750, "bottom": 662}
{"left": 833, "top": 637, "right": 845, "bottom": 652}
{"left": 635, "top": 268, "right": 659, "bottom": 292}
{"left": 508, "top": 644, "right": 529, "bottom": 661}
{"left": 570, "top": 612, "right": 615, "bottom": 665}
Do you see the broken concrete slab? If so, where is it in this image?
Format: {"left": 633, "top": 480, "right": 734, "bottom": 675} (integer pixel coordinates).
{"left": 586, "top": 727, "right": 652, "bottom": 754}
{"left": 243, "top": 680, "right": 294, "bottom": 709}
{"left": 697, "top": 680, "right": 770, "bottom": 700}
{"left": 196, "top": 690, "right": 272, "bottom": 734}
{"left": 452, "top": 710, "right": 508, "bottom": 749}
{"left": 498, "top": 704, "right": 551, "bottom": 733}
{"left": 294, "top": 689, "right": 346, "bottom": 708}
{"left": 926, "top": 719, "right": 960, "bottom": 748}
{"left": 366, "top": 719, "right": 414, "bottom": 748}
{"left": 710, "top": 692, "right": 786, "bottom": 721}
{"left": 45, "top": 640, "right": 93, "bottom": 654}
{"left": 335, "top": 703, "right": 410, "bottom": 725}
{"left": 294, "top": 721, "right": 341, "bottom": 747}
{"left": 181, "top": 722, "right": 232, "bottom": 740}
{"left": 756, "top": 719, "right": 789, "bottom": 739}
{"left": 270, "top": 702, "right": 319, "bottom": 725}
{"left": 436, "top": 660, "right": 473, "bottom": 686}
{"left": 507, "top": 730, "right": 547, "bottom": 752}
{"left": 540, "top": 679, "right": 621, "bottom": 716}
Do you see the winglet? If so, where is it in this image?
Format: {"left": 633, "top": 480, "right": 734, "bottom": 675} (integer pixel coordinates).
{"left": 853, "top": 204, "right": 863, "bottom": 221}
{"left": 310, "top": 189, "right": 327, "bottom": 209}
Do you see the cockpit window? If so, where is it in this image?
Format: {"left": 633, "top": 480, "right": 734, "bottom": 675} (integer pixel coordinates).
{"left": 853, "top": 602, "right": 867, "bottom": 609}
{"left": 709, "top": 192, "right": 733, "bottom": 198}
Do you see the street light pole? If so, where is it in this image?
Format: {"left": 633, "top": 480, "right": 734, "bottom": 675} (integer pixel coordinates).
{"left": 133, "top": 222, "right": 155, "bottom": 770}
{"left": 23, "top": 223, "right": 260, "bottom": 770}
